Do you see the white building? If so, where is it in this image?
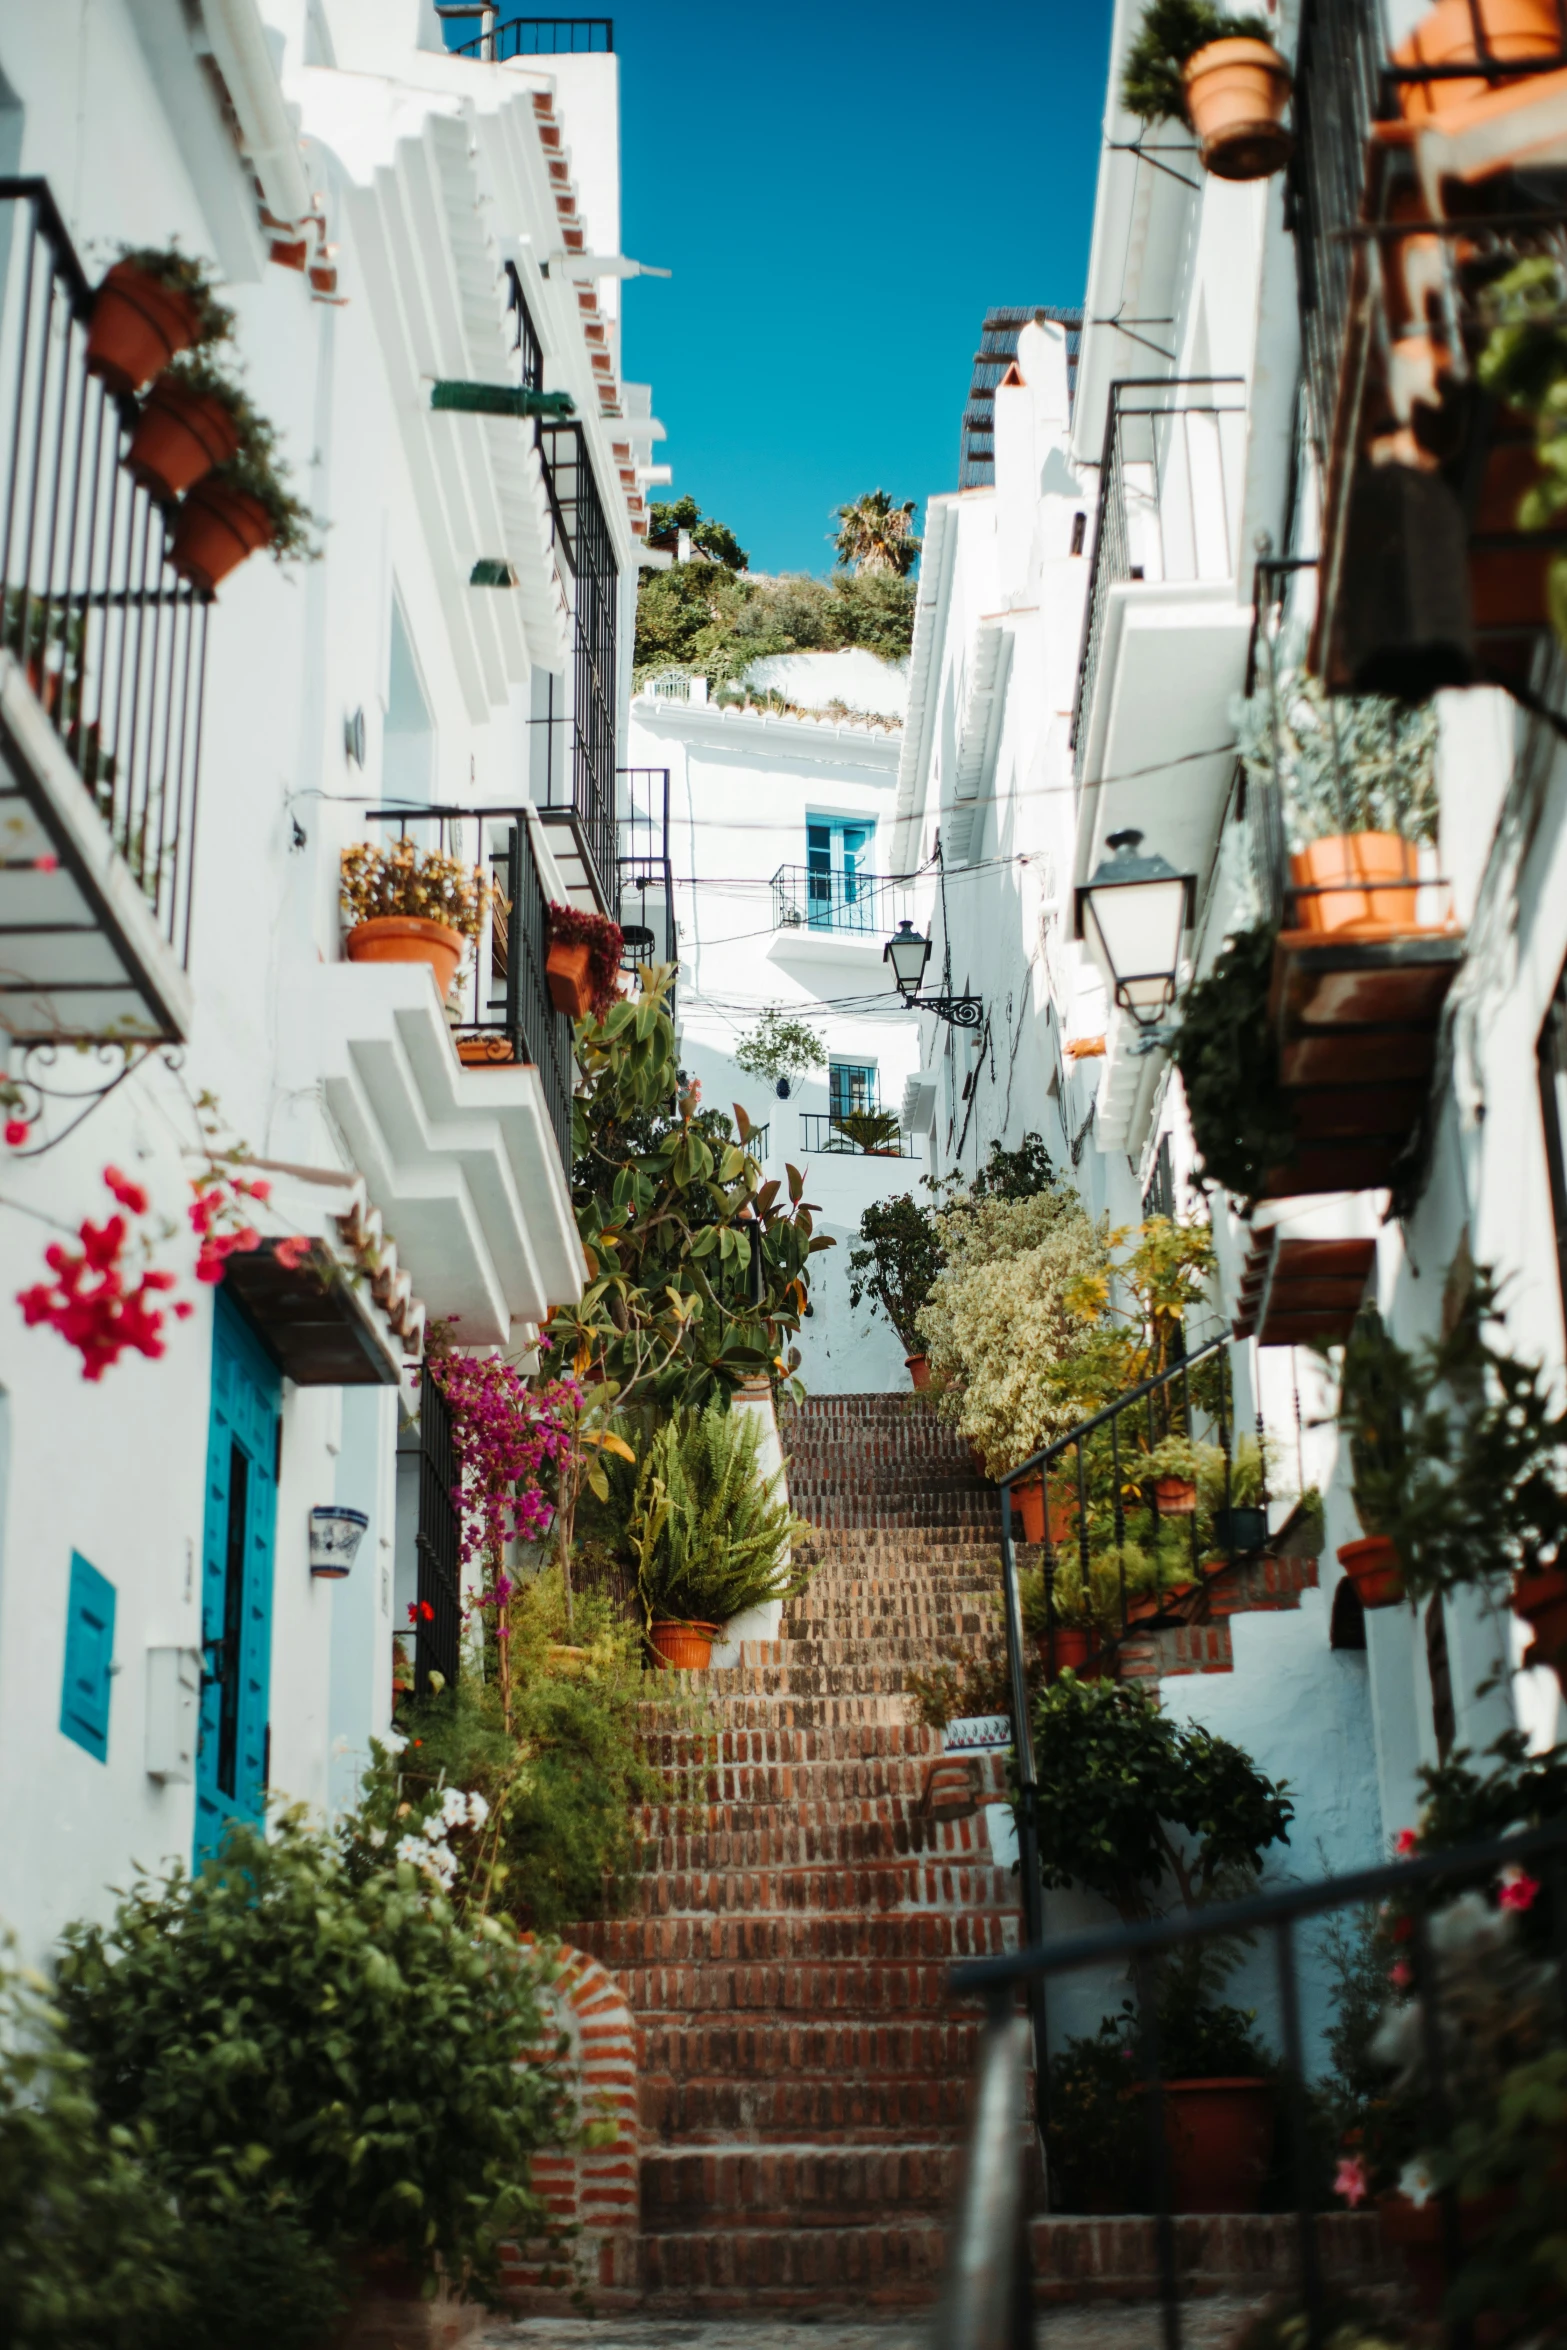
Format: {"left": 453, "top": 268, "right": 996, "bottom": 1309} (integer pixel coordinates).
{"left": 0, "top": 0, "right": 656, "bottom": 1960}
{"left": 901, "top": 0, "right": 1564, "bottom": 1934}
{"left": 629, "top": 649, "right": 932, "bottom": 1391}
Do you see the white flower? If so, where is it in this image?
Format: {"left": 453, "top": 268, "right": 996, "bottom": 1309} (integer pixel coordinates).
{"left": 367, "top": 1827, "right": 387, "bottom": 1850}
{"left": 380, "top": 1729, "right": 408, "bottom": 1755}
{"left": 395, "top": 1834, "right": 424, "bottom": 1867}
{"left": 422, "top": 1810, "right": 447, "bottom": 1843}
{"left": 1399, "top": 2158, "right": 1437, "bottom": 2208}
{"left": 466, "top": 1790, "right": 490, "bottom": 1828}
{"left": 441, "top": 1785, "right": 470, "bottom": 1829}
{"left": 421, "top": 1839, "right": 458, "bottom": 1886}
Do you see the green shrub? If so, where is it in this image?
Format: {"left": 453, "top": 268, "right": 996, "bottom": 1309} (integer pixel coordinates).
{"left": 626, "top": 1400, "right": 809, "bottom": 1627}
{"left": 1174, "top": 924, "right": 1296, "bottom": 1199}
{"left": 54, "top": 1809, "right": 569, "bottom": 2306}
{"left": 847, "top": 1190, "right": 946, "bottom": 1352}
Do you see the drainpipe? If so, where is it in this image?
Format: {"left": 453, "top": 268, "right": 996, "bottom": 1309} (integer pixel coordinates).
{"left": 201, "top": 0, "right": 313, "bottom": 229}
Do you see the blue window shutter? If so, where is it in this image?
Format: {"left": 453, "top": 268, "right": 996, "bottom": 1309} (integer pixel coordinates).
{"left": 61, "top": 1552, "right": 115, "bottom": 1762}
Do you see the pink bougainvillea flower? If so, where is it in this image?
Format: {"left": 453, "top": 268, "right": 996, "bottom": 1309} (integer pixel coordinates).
{"left": 1498, "top": 1865, "right": 1541, "bottom": 1912}
{"left": 3, "top": 1119, "right": 29, "bottom": 1147}
{"left": 273, "top": 1234, "right": 314, "bottom": 1270}
{"left": 103, "top": 1166, "right": 150, "bottom": 1216}
{"left": 1395, "top": 1828, "right": 1418, "bottom": 1857}
{"left": 32, "top": 853, "right": 58, "bottom": 873}
{"left": 1333, "top": 2155, "right": 1369, "bottom": 2208}
{"left": 1390, "top": 1959, "right": 1413, "bottom": 1990}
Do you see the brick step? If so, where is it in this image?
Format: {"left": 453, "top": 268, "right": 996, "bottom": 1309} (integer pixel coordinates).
{"left": 647, "top": 1684, "right": 924, "bottom": 1722}
{"left": 771, "top": 1635, "right": 987, "bottom": 1666}
{"left": 639, "top": 1791, "right": 997, "bottom": 1840}
{"left": 633, "top": 1857, "right": 1016, "bottom": 1917}
{"left": 638, "top": 2015, "right": 988, "bottom": 2078}
{"left": 1027, "top": 2212, "right": 1395, "bottom": 2306}
{"left": 648, "top": 1764, "right": 951, "bottom": 1810}
{"left": 794, "top": 1537, "right": 1000, "bottom": 1562}
{"left": 641, "top": 1721, "right": 941, "bottom": 1764}
{"left": 631, "top": 2218, "right": 952, "bottom": 2306}
{"left": 639, "top": 2141, "right": 968, "bottom": 2232}
{"left": 640, "top": 2070, "right": 982, "bottom": 2141}
{"left": 641, "top": 1811, "right": 1002, "bottom": 1871}
{"left": 576, "top": 1949, "right": 1012, "bottom": 2011}
{"left": 584, "top": 1906, "right": 1016, "bottom": 1968}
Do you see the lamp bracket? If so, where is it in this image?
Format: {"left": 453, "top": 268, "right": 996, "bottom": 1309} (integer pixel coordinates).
{"left": 907, "top": 993, "right": 984, "bottom": 1030}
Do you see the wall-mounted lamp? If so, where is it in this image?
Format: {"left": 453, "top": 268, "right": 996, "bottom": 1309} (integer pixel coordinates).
{"left": 1075, "top": 829, "right": 1195, "bottom": 1031}
{"left": 883, "top": 919, "right": 984, "bottom": 1030}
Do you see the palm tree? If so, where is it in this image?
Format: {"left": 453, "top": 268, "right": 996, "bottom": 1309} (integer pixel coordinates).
{"left": 831, "top": 490, "right": 921, "bottom": 577}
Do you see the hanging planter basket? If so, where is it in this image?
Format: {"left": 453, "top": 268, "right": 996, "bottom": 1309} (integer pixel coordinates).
{"left": 309, "top": 1505, "right": 369, "bottom": 1580}
{"left": 168, "top": 477, "right": 274, "bottom": 593}
{"left": 126, "top": 376, "right": 241, "bottom": 503}
{"left": 86, "top": 261, "right": 201, "bottom": 397}
{"left": 545, "top": 938, "right": 593, "bottom": 1018}
{"left": 1393, "top": 0, "right": 1563, "bottom": 123}
{"left": 1183, "top": 38, "right": 1294, "bottom": 179}
{"left": 1290, "top": 833, "right": 1424, "bottom": 936}
{"left": 1154, "top": 1475, "right": 1199, "bottom": 1516}
{"left": 1337, "top": 1533, "right": 1406, "bottom": 1609}
{"left": 345, "top": 915, "right": 465, "bottom": 1001}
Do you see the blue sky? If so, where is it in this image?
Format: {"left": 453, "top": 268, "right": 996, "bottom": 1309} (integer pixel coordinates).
{"left": 462, "top": 4, "right": 1114, "bottom": 576}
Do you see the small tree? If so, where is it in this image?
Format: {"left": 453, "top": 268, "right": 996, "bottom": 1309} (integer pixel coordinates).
{"left": 646, "top": 495, "right": 749, "bottom": 573}
{"left": 847, "top": 1191, "right": 945, "bottom": 1351}
{"left": 831, "top": 489, "right": 921, "bottom": 578}
{"left": 733, "top": 1005, "right": 827, "bottom": 1099}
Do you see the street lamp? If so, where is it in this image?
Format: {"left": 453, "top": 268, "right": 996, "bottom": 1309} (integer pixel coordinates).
{"left": 883, "top": 920, "right": 983, "bottom": 1030}
{"left": 1075, "top": 829, "right": 1195, "bottom": 1029}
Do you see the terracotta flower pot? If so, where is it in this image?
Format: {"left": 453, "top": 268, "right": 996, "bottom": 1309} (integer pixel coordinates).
{"left": 345, "top": 915, "right": 465, "bottom": 1001}
{"left": 125, "top": 377, "right": 240, "bottom": 503}
{"left": 456, "top": 1032, "right": 516, "bottom": 1066}
{"left": 1290, "top": 833, "right": 1424, "bottom": 935}
{"left": 1338, "top": 1533, "right": 1405, "bottom": 1609}
{"left": 85, "top": 261, "right": 201, "bottom": 397}
{"left": 168, "top": 477, "right": 274, "bottom": 592}
{"left": 1394, "top": 0, "right": 1563, "bottom": 122}
{"left": 1160, "top": 2078, "right": 1275, "bottom": 2212}
{"left": 1154, "top": 1476, "right": 1198, "bottom": 1516}
{"left": 1183, "top": 38, "right": 1294, "bottom": 179}
{"left": 1037, "top": 1623, "right": 1098, "bottom": 1680}
{"left": 546, "top": 937, "right": 593, "bottom": 1018}
{"left": 905, "top": 1351, "right": 931, "bottom": 1390}
{"left": 648, "top": 1618, "right": 720, "bottom": 1671}
{"left": 1014, "top": 1476, "right": 1077, "bottom": 1547}
{"left": 1513, "top": 1563, "right": 1567, "bottom": 1682}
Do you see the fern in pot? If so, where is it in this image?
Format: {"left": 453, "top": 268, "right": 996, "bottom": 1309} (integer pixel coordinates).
{"left": 627, "top": 1402, "right": 811, "bottom": 1669}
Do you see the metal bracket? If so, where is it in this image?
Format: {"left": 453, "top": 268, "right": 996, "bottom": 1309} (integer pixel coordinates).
{"left": 910, "top": 994, "right": 985, "bottom": 1030}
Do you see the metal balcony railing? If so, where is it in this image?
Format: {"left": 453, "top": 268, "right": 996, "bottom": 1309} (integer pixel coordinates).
{"left": 800, "top": 1112, "right": 918, "bottom": 1158}
{"left": 358, "top": 805, "right": 575, "bottom": 1174}
{"left": 617, "top": 762, "right": 675, "bottom": 1014}
{"left": 0, "top": 178, "right": 208, "bottom": 1037}
{"left": 444, "top": 13, "right": 613, "bottom": 57}
{"left": 534, "top": 420, "right": 619, "bottom": 910}
{"left": 1071, "top": 377, "right": 1247, "bottom": 769}
{"left": 772, "top": 863, "right": 887, "bottom": 935}
{"left": 1286, "top": 0, "right": 1387, "bottom": 495}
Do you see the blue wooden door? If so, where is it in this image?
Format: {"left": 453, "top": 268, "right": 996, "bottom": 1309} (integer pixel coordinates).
{"left": 195, "top": 1292, "right": 281, "bottom": 1862}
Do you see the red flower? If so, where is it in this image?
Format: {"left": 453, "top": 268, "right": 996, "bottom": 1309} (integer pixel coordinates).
{"left": 1499, "top": 1865, "right": 1541, "bottom": 1913}
{"left": 1395, "top": 1828, "right": 1418, "bottom": 1857}
{"left": 103, "top": 1166, "right": 149, "bottom": 1215}
{"left": 1390, "top": 1958, "right": 1413, "bottom": 1990}
{"left": 407, "top": 1600, "right": 435, "bottom": 1624}
{"left": 273, "top": 1234, "right": 314, "bottom": 1270}
{"left": 3, "top": 1120, "right": 29, "bottom": 1148}
{"left": 33, "top": 853, "right": 58, "bottom": 873}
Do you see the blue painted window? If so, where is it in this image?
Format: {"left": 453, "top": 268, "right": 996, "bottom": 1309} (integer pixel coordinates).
{"left": 829, "top": 1061, "right": 878, "bottom": 1120}
{"left": 806, "top": 817, "right": 873, "bottom": 931}
{"left": 61, "top": 1551, "right": 115, "bottom": 1762}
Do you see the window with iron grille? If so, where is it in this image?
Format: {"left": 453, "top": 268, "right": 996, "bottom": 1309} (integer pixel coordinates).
{"left": 1142, "top": 1134, "right": 1175, "bottom": 1223}
{"left": 829, "top": 1062, "right": 878, "bottom": 1120}
{"left": 535, "top": 422, "right": 619, "bottom": 905}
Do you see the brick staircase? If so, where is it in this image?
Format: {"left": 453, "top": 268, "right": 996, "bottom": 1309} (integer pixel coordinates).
{"left": 568, "top": 1391, "right": 1020, "bottom": 2311}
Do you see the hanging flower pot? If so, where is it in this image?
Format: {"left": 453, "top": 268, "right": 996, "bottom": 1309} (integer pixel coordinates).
{"left": 1337, "top": 1533, "right": 1405, "bottom": 1609}
{"left": 1290, "top": 834, "right": 1423, "bottom": 935}
{"left": 345, "top": 915, "right": 465, "bottom": 1001}
{"left": 309, "top": 1505, "right": 369, "bottom": 1580}
{"left": 168, "top": 476, "right": 274, "bottom": 592}
{"left": 1159, "top": 2078, "right": 1275, "bottom": 2213}
{"left": 1154, "top": 1476, "right": 1199, "bottom": 1516}
{"left": 1393, "top": 0, "right": 1563, "bottom": 123}
{"left": 648, "top": 1618, "right": 720, "bottom": 1671}
{"left": 905, "top": 1351, "right": 931, "bottom": 1390}
{"left": 1512, "top": 1563, "right": 1567, "bottom": 1682}
{"left": 546, "top": 938, "right": 593, "bottom": 1018}
{"left": 1182, "top": 38, "right": 1294, "bottom": 179}
{"left": 126, "top": 374, "right": 241, "bottom": 502}
{"left": 85, "top": 260, "right": 202, "bottom": 397}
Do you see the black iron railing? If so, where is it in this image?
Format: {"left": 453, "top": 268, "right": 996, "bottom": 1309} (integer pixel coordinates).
{"left": 0, "top": 178, "right": 208, "bottom": 1006}
{"left": 446, "top": 14, "right": 613, "bottom": 57}
{"left": 1286, "top": 0, "right": 1387, "bottom": 489}
{"left": 408, "top": 1362, "right": 462, "bottom": 1700}
{"left": 534, "top": 420, "right": 619, "bottom": 907}
{"left": 933, "top": 1814, "right": 1567, "bottom": 2350}
{"left": 617, "top": 762, "right": 675, "bottom": 1014}
{"left": 772, "top": 862, "right": 888, "bottom": 935}
{"left": 800, "top": 1112, "right": 918, "bottom": 1158}
{"left": 357, "top": 804, "right": 574, "bottom": 1173}
{"left": 1071, "top": 377, "right": 1247, "bottom": 768}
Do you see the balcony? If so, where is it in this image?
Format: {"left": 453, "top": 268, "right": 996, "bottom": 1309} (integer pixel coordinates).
{"left": 800, "top": 1112, "right": 919, "bottom": 1159}
{"left": 440, "top": 13, "right": 613, "bottom": 58}
{"left": 1290, "top": 0, "right": 1567, "bottom": 694}
{"left": 0, "top": 180, "right": 206, "bottom": 1043}
{"left": 617, "top": 764, "right": 676, "bottom": 1011}
{"left": 534, "top": 421, "right": 619, "bottom": 910}
{"left": 1071, "top": 378, "right": 1251, "bottom": 887}
{"left": 286, "top": 805, "right": 584, "bottom": 1342}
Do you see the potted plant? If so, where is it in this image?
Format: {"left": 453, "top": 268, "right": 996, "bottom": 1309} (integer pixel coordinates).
{"left": 1198, "top": 1431, "right": 1274, "bottom": 1553}
{"left": 340, "top": 836, "right": 493, "bottom": 1002}
{"left": 545, "top": 900, "right": 623, "bottom": 1020}
{"left": 1144, "top": 1433, "right": 1202, "bottom": 1515}
{"left": 1392, "top": 0, "right": 1564, "bottom": 126}
{"left": 1174, "top": 924, "right": 1297, "bottom": 1202}
{"left": 836, "top": 1106, "right": 902, "bottom": 1155}
{"left": 734, "top": 1003, "right": 828, "bottom": 1101}
{"left": 1020, "top": 1556, "right": 1108, "bottom": 1678}
{"left": 86, "top": 244, "right": 234, "bottom": 398}
{"left": 125, "top": 351, "right": 248, "bottom": 504}
{"left": 1335, "top": 1305, "right": 1412, "bottom": 1608}
{"left": 1012, "top": 1471, "right": 1077, "bottom": 1548}
{"left": 169, "top": 406, "right": 316, "bottom": 593}
{"left": 1475, "top": 256, "right": 1567, "bottom": 649}
{"left": 846, "top": 1189, "right": 945, "bottom": 1385}
{"left": 626, "top": 1401, "right": 809, "bottom": 1671}
{"left": 1121, "top": 0, "right": 1293, "bottom": 181}
{"left": 1029, "top": 1676, "right": 1292, "bottom": 2212}
{"left": 1236, "top": 666, "right": 1442, "bottom": 936}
